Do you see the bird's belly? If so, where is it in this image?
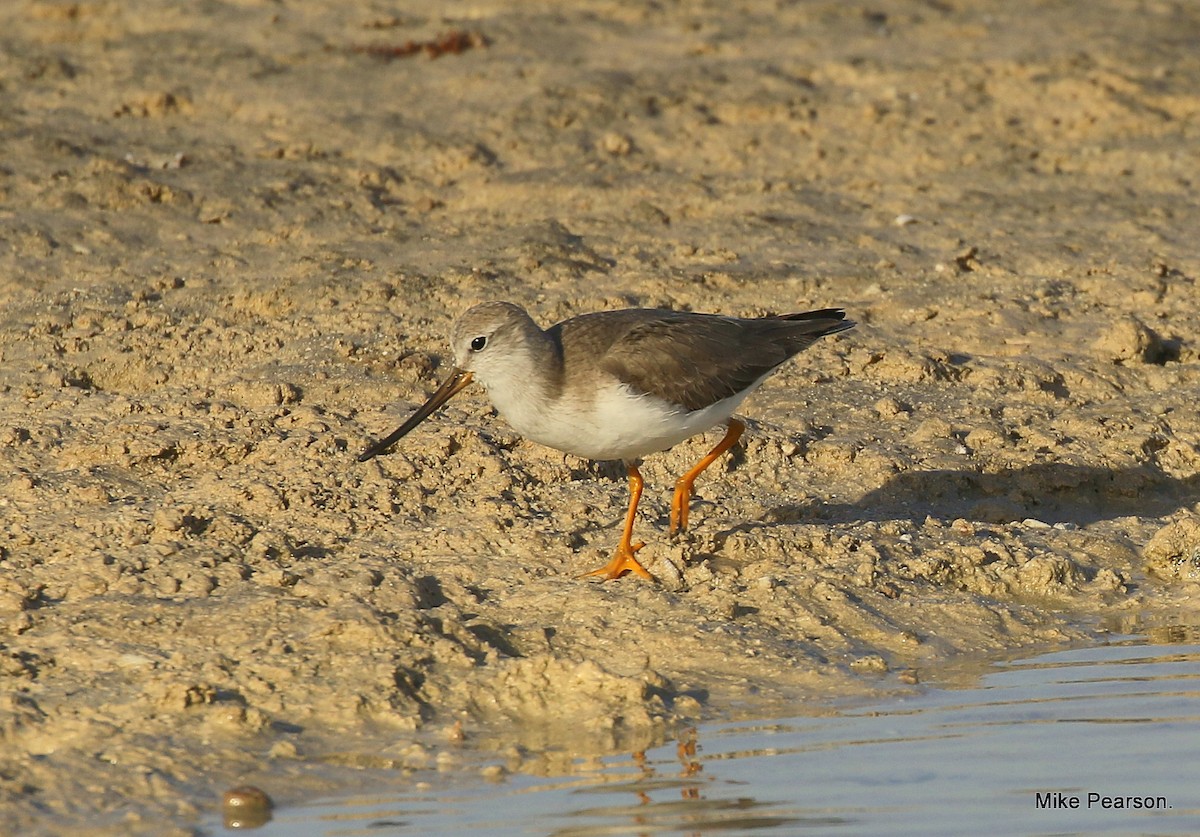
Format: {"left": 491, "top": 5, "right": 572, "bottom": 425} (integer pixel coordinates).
{"left": 497, "top": 381, "right": 750, "bottom": 462}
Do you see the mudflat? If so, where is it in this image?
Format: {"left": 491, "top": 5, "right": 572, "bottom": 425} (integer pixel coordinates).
{"left": 1, "top": 1, "right": 1198, "bottom": 831}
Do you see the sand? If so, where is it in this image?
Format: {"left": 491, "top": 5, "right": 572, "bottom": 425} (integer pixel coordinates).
{"left": 2, "top": 0, "right": 1199, "bottom": 831}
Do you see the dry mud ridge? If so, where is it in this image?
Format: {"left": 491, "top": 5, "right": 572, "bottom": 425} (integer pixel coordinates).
{"left": 1, "top": 0, "right": 1199, "bottom": 831}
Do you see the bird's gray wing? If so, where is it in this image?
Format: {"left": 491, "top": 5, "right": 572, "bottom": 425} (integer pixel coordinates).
{"left": 599, "top": 310, "right": 849, "bottom": 412}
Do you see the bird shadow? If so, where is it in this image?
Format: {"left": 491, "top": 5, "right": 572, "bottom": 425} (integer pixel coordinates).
{"left": 736, "top": 461, "right": 1199, "bottom": 534}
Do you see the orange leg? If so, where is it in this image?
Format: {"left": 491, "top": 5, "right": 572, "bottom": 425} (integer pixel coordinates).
{"left": 582, "top": 463, "right": 654, "bottom": 581}
{"left": 670, "top": 418, "right": 745, "bottom": 535}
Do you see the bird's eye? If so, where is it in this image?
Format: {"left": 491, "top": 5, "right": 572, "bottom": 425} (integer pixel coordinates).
{"left": 470, "top": 335, "right": 487, "bottom": 352}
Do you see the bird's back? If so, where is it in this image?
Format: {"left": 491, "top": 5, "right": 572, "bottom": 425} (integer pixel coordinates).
{"left": 589, "top": 308, "right": 854, "bottom": 412}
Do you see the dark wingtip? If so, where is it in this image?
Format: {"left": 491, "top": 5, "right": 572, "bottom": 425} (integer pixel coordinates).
{"left": 774, "top": 308, "right": 856, "bottom": 338}
{"left": 776, "top": 307, "right": 848, "bottom": 322}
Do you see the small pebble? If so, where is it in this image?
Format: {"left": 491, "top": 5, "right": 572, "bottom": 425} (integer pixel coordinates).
{"left": 599, "top": 132, "right": 633, "bottom": 155}
{"left": 222, "top": 785, "right": 273, "bottom": 829}
{"left": 653, "top": 551, "right": 685, "bottom": 591}
{"left": 850, "top": 654, "right": 888, "bottom": 673}
{"left": 873, "top": 396, "right": 910, "bottom": 419}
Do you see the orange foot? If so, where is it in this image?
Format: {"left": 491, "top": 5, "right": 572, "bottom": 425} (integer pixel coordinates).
{"left": 581, "top": 541, "right": 653, "bottom": 581}
{"left": 669, "top": 418, "right": 744, "bottom": 537}
{"left": 669, "top": 483, "right": 692, "bottom": 536}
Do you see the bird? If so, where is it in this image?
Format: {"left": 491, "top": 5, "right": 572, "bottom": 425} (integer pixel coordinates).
{"left": 359, "top": 301, "right": 854, "bottom": 581}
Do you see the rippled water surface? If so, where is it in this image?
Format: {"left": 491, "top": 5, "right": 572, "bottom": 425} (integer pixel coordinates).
{"left": 210, "top": 634, "right": 1200, "bottom": 835}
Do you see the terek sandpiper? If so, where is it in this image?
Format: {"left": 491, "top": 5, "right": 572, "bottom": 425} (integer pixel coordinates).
{"left": 360, "top": 302, "right": 854, "bottom": 580}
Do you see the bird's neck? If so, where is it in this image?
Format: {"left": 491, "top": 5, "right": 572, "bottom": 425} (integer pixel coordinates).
{"left": 479, "top": 331, "right": 564, "bottom": 425}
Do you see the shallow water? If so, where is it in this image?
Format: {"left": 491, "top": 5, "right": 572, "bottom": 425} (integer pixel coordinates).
{"left": 212, "top": 634, "right": 1200, "bottom": 835}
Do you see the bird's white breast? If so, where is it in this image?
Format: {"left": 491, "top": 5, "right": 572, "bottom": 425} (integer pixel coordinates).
{"left": 485, "top": 375, "right": 752, "bottom": 461}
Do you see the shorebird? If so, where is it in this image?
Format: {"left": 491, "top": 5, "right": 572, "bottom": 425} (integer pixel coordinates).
{"left": 359, "top": 302, "right": 854, "bottom": 580}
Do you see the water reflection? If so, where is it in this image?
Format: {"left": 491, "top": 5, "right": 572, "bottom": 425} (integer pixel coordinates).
{"left": 212, "top": 630, "right": 1200, "bottom": 836}
{"left": 552, "top": 727, "right": 816, "bottom": 835}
